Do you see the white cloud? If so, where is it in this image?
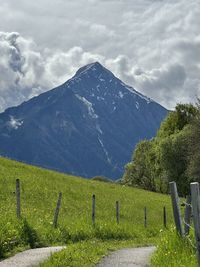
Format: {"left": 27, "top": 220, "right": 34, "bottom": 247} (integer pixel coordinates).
{"left": 0, "top": 32, "right": 106, "bottom": 111}
{"left": 90, "top": 24, "right": 115, "bottom": 38}
{"left": 0, "top": 0, "right": 200, "bottom": 111}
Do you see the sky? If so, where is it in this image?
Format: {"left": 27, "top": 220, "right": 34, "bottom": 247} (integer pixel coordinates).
{"left": 0, "top": 0, "right": 199, "bottom": 112}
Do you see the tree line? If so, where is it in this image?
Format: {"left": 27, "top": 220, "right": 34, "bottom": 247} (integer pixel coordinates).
{"left": 123, "top": 101, "right": 200, "bottom": 196}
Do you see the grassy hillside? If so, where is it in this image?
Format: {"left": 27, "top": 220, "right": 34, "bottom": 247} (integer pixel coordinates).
{"left": 0, "top": 156, "right": 173, "bottom": 262}
{"left": 151, "top": 227, "right": 197, "bottom": 266}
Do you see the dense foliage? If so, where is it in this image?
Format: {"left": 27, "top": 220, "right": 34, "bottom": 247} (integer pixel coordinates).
{"left": 123, "top": 102, "right": 200, "bottom": 196}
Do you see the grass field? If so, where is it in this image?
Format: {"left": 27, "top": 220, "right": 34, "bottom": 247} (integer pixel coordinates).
{"left": 0, "top": 156, "right": 183, "bottom": 266}
{"left": 39, "top": 239, "right": 153, "bottom": 267}
{"left": 151, "top": 226, "right": 197, "bottom": 266}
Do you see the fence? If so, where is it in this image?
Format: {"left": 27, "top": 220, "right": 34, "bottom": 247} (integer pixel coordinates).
{"left": 13, "top": 179, "right": 168, "bottom": 229}
{"left": 169, "top": 181, "right": 200, "bottom": 266}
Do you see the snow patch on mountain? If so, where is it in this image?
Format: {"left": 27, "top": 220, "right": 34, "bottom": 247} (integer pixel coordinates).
{"left": 76, "top": 62, "right": 98, "bottom": 77}
{"left": 96, "top": 123, "right": 103, "bottom": 134}
{"left": 119, "top": 91, "right": 124, "bottom": 98}
{"left": 75, "top": 94, "right": 98, "bottom": 119}
{"left": 8, "top": 116, "right": 23, "bottom": 130}
{"left": 97, "top": 96, "right": 105, "bottom": 101}
{"left": 119, "top": 81, "right": 152, "bottom": 104}
{"left": 98, "top": 137, "right": 111, "bottom": 164}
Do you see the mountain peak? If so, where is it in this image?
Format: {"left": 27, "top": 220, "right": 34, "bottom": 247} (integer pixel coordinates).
{"left": 69, "top": 62, "right": 154, "bottom": 105}
{"left": 75, "top": 61, "right": 111, "bottom": 77}
{"left": 0, "top": 61, "right": 168, "bottom": 180}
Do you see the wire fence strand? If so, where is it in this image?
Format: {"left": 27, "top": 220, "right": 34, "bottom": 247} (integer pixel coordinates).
{"left": 182, "top": 218, "right": 194, "bottom": 231}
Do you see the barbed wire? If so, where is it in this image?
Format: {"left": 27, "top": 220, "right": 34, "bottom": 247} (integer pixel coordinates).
{"left": 182, "top": 218, "right": 194, "bottom": 231}
{"left": 181, "top": 200, "right": 197, "bottom": 250}
{"left": 182, "top": 201, "right": 193, "bottom": 208}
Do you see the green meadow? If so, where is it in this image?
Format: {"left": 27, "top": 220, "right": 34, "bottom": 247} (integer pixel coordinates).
{"left": 0, "top": 156, "right": 196, "bottom": 266}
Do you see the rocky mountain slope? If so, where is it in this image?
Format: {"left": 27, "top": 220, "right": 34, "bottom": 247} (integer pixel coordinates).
{"left": 0, "top": 62, "right": 168, "bottom": 179}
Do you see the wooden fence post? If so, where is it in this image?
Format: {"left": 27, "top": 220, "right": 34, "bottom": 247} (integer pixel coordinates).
{"left": 116, "top": 201, "right": 119, "bottom": 224}
{"left": 53, "top": 192, "right": 62, "bottom": 228}
{"left": 190, "top": 182, "right": 200, "bottom": 266}
{"left": 144, "top": 207, "right": 147, "bottom": 228}
{"left": 184, "top": 195, "right": 191, "bottom": 236}
{"left": 169, "top": 181, "right": 184, "bottom": 236}
{"left": 16, "top": 179, "right": 21, "bottom": 219}
{"left": 163, "top": 206, "right": 167, "bottom": 228}
{"left": 92, "top": 194, "right": 96, "bottom": 226}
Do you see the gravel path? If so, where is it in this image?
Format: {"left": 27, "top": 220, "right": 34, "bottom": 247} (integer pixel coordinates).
{"left": 96, "top": 246, "right": 156, "bottom": 267}
{"left": 0, "top": 246, "right": 65, "bottom": 267}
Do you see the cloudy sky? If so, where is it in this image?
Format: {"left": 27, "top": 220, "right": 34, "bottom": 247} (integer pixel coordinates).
{"left": 0, "top": 0, "right": 199, "bottom": 112}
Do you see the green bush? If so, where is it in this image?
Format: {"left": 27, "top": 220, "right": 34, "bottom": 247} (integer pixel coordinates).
{"left": 91, "top": 176, "right": 113, "bottom": 183}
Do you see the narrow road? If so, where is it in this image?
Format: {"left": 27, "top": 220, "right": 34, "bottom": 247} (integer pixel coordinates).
{"left": 0, "top": 246, "right": 65, "bottom": 267}
{"left": 96, "top": 246, "right": 156, "bottom": 267}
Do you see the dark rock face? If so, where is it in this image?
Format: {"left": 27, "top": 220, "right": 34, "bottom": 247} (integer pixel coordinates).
{"left": 0, "top": 62, "right": 168, "bottom": 179}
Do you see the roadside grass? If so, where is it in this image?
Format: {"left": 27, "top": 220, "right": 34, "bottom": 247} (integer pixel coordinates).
{"left": 0, "top": 156, "right": 173, "bottom": 261}
{"left": 151, "top": 227, "right": 197, "bottom": 267}
{"left": 39, "top": 239, "right": 155, "bottom": 267}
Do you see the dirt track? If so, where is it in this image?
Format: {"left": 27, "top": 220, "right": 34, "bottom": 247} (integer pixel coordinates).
{"left": 0, "top": 246, "right": 65, "bottom": 267}
{"left": 96, "top": 246, "right": 156, "bottom": 267}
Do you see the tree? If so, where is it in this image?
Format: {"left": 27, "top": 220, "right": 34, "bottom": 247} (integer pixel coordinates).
{"left": 157, "top": 103, "right": 198, "bottom": 138}
{"left": 187, "top": 114, "right": 200, "bottom": 182}
{"left": 123, "top": 140, "right": 157, "bottom": 191}
{"left": 123, "top": 102, "right": 199, "bottom": 196}
{"left": 159, "top": 128, "right": 190, "bottom": 196}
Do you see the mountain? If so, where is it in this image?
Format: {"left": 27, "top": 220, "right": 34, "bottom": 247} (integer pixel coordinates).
{"left": 0, "top": 62, "right": 168, "bottom": 179}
